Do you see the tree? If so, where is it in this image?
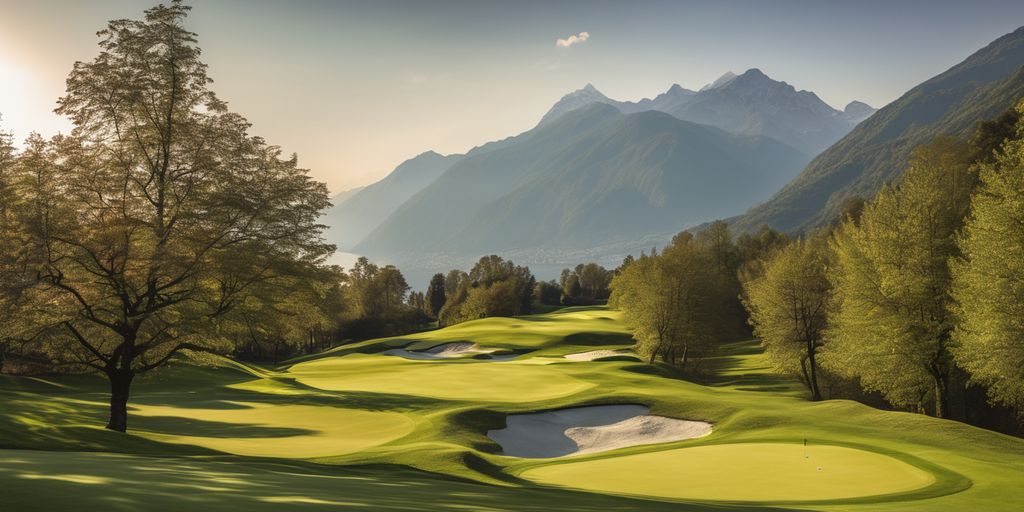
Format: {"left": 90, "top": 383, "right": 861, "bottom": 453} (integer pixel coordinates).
{"left": 575, "top": 263, "right": 612, "bottom": 300}
{"left": 534, "top": 280, "right": 562, "bottom": 305}
{"left": 0, "top": 123, "right": 21, "bottom": 371}
{"left": 444, "top": 269, "right": 468, "bottom": 296}
{"left": 735, "top": 225, "right": 790, "bottom": 267}
{"left": 610, "top": 232, "right": 732, "bottom": 369}
{"left": 438, "top": 279, "right": 469, "bottom": 327}
{"left": 378, "top": 265, "right": 410, "bottom": 311}
{"left": 742, "top": 237, "right": 830, "bottom": 400}
{"left": 824, "top": 138, "right": 974, "bottom": 418}
{"left": 436, "top": 256, "right": 534, "bottom": 326}
{"left": 427, "top": 273, "right": 446, "bottom": 318}
{"left": 4, "top": 2, "right": 332, "bottom": 431}
{"left": 696, "top": 221, "right": 739, "bottom": 274}
{"left": 951, "top": 104, "right": 1024, "bottom": 411}
{"left": 227, "top": 271, "right": 331, "bottom": 364}
{"left": 561, "top": 274, "right": 581, "bottom": 305}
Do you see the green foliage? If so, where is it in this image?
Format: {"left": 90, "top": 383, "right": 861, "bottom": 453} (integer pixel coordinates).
{"left": 0, "top": 1, "right": 333, "bottom": 431}
{"left": 733, "top": 27, "right": 1024, "bottom": 233}
{"left": 346, "top": 257, "right": 409, "bottom": 318}
{"left": 742, "top": 236, "right": 830, "bottom": 400}
{"left": 0, "top": 126, "right": 21, "bottom": 370}
{"left": 952, "top": 102, "right": 1024, "bottom": 411}
{"left": 427, "top": 273, "right": 446, "bottom": 318}
{"left": 561, "top": 273, "right": 581, "bottom": 305}
{"left": 824, "top": 138, "right": 975, "bottom": 417}
{"left": 444, "top": 269, "right": 468, "bottom": 296}
{"left": 610, "top": 233, "right": 733, "bottom": 368}
{"left": 558, "top": 263, "right": 612, "bottom": 304}
{"left": 533, "top": 280, "right": 562, "bottom": 306}
{"left": 436, "top": 255, "right": 535, "bottom": 326}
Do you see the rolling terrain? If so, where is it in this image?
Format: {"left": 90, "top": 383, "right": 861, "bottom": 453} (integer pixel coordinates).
{"left": 3, "top": 307, "right": 1022, "bottom": 511}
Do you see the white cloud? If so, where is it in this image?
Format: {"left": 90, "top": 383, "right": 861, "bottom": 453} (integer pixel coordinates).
{"left": 556, "top": 31, "right": 590, "bottom": 48}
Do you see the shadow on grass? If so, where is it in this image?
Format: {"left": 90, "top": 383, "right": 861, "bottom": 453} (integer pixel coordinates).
{"left": 129, "top": 415, "right": 316, "bottom": 439}
{"left": 562, "top": 332, "right": 635, "bottom": 347}
{"left": 1, "top": 449, "right": 802, "bottom": 512}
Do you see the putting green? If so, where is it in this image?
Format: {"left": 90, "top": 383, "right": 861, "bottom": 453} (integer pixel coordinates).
{"left": 289, "top": 355, "right": 594, "bottom": 402}
{"left": 131, "top": 402, "right": 413, "bottom": 458}
{"left": 522, "top": 443, "right": 935, "bottom": 502}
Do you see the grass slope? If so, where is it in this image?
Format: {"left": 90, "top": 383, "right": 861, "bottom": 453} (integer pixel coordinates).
{"left": 1, "top": 306, "right": 1022, "bottom": 510}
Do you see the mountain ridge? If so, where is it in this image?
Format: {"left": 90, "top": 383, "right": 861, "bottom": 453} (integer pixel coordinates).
{"left": 730, "top": 24, "right": 1024, "bottom": 233}
{"left": 537, "top": 68, "right": 876, "bottom": 155}
{"left": 354, "top": 104, "right": 809, "bottom": 261}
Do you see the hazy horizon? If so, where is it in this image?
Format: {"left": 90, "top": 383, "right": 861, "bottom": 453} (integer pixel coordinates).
{"left": 3, "top": 0, "right": 1024, "bottom": 193}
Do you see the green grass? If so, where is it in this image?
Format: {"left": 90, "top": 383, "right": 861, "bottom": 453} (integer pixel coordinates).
{"left": 1, "top": 306, "right": 1022, "bottom": 510}
{"left": 522, "top": 443, "right": 936, "bottom": 502}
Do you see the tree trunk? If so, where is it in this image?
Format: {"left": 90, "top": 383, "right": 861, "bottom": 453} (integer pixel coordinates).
{"left": 807, "top": 339, "right": 822, "bottom": 401}
{"left": 933, "top": 373, "right": 948, "bottom": 419}
{"left": 106, "top": 369, "right": 135, "bottom": 432}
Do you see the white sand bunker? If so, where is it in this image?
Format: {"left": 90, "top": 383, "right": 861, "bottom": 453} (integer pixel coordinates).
{"left": 563, "top": 349, "right": 637, "bottom": 361}
{"left": 382, "top": 342, "right": 517, "bottom": 361}
{"left": 487, "top": 405, "right": 711, "bottom": 458}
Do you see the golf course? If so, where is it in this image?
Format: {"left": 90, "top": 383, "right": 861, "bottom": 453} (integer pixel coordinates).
{"left": 2, "top": 306, "right": 1022, "bottom": 511}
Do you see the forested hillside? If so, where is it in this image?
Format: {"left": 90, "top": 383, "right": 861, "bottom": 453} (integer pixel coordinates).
{"left": 731, "top": 26, "right": 1024, "bottom": 233}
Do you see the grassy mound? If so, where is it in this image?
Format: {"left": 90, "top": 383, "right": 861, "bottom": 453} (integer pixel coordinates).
{"left": 523, "top": 443, "right": 935, "bottom": 502}
{"left": 1, "top": 306, "right": 1022, "bottom": 510}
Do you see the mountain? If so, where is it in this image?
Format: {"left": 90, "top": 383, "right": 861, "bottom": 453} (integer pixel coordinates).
{"left": 632, "top": 83, "right": 697, "bottom": 114}
{"left": 665, "top": 69, "right": 871, "bottom": 155}
{"left": 731, "top": 25, "right": 1024, "bottom": 234}
{"left": 840, "top": 101, "right": 876, "bottom": 124}
{"left": 322, "top": 151, "right": 464, "bottom": 250}
{"left": 330, "top": 185, "right": 365, "bottom": 207}
{"left": 537, "top": 84, "right": 615, "bottom": 125}
{"left": 354, "top": 104, "right": 809, "bottom": 263}
{"left": 537, "top": 69, "right": 876, "bottom": 156}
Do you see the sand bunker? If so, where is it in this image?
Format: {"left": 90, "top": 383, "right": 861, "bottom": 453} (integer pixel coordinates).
{"left": 487, "top": 405, "right": 711, "bottom": 458}
{"left": 563, "top": 349, "right": 637, "bottom": 361}
{"left": 382, "top": 342, "right": 517, "bottom": 361}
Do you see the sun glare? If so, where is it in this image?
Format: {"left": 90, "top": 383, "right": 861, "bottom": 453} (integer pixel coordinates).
{"left": 0, "top": 58, "right": 28, "bottom": 125}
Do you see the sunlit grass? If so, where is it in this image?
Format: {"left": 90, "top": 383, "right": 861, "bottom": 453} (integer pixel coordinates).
{"left": 0, "top": 306, "right": 1022, "bottom": 510}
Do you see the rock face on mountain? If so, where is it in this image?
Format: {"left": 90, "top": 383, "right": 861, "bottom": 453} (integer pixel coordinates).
{"left": 537, "top": 84, "right": 615, "bottom": 125}
{"left": 730, "top": 25, "right": 1024, "bottom": 233}
{"left": 354, "top": 104, "right": 809, "bottom": 261}
{"left": 538, "top": 69, "right": 875, "bottom": 156}
{"left": 322, "top": 151, "right": 463, "bottom": 250}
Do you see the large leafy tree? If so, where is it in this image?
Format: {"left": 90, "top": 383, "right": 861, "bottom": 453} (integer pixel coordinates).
{"left": 610, "top": 233, "right": 732, "bottom": 368}
{"left": 4, "top": 1, "right": 332, "bottom": 431}
{"left": 742, "top": 237, "right": 830, "bottom": 400}
{"left": 952, "top": 103, "right": 1024, "bottom": 411}
{"left": 824, "top": 138, "right": 974, "bottom": 418}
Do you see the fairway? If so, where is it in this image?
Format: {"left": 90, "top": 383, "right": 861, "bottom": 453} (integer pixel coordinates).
{"left": 2, "top": 306, "right": 1023, "bottom": 511}
{"left": 131, "top": 402, "right": 414, "bottom": 458}
{"left": 290, "top": 355, "right": 595, "bottom": 402}
{"left": 521, "top": 443, "right": 935, "bottom": 502}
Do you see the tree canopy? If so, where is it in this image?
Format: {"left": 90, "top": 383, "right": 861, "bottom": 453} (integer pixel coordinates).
{"left": 0, "top": 1, "right": 332, "bottom": 431}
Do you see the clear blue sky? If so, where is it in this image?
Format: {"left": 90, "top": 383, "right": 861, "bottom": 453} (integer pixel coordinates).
{"left": 2, "top": 0, "right": 1024, "bottom": 192}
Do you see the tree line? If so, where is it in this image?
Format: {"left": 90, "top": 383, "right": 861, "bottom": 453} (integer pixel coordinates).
{"left": 609, "top": 222, "right": 788, "bottom": 371}
{"left": 617, "top": 105, "right": 1024, "bottom": 430}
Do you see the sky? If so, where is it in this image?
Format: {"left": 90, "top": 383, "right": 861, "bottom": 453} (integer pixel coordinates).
{"left": 2, "top": 0, "right": 1024, "bottom": 194}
